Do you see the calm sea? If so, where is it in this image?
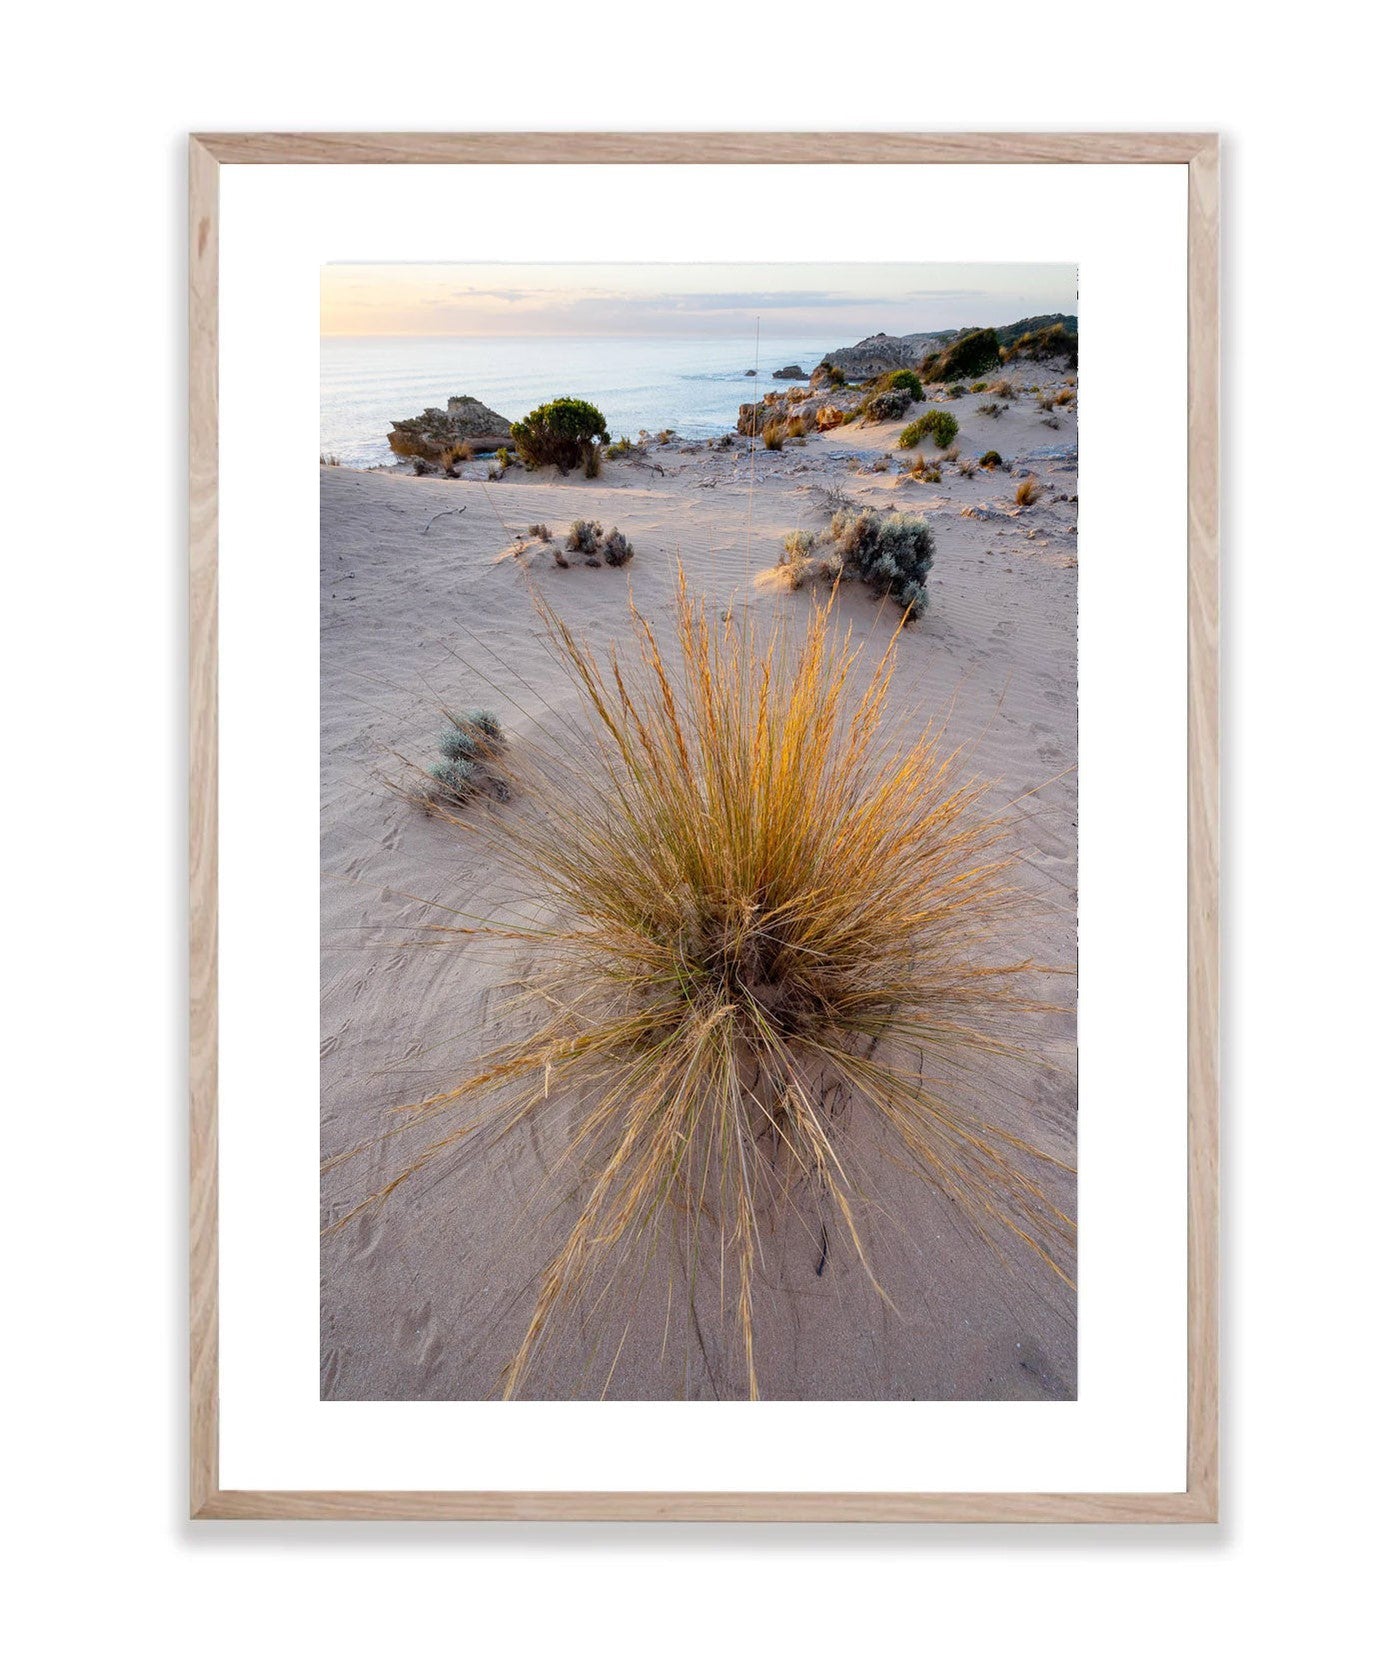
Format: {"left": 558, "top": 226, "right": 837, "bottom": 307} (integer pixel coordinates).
{"left": 320, "top": 334, "right": 828, "bottom": 468}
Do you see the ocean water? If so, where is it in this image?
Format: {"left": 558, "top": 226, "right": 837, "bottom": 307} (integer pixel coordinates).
{"left": 320, "top": 334, "right": 828, "bottom": 468}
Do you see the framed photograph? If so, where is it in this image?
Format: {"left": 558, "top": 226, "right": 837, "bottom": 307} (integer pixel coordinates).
{"left": 190, "top": 131, "right": 1218, "bottom": 1521}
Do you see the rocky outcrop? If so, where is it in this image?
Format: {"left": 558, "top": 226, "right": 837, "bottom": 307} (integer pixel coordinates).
{"left": 737, "top": 383, "right": 861, "bottom": 436}
{"left": 817, "top": 331, "right": 955, "bottom": 380}
{"left": 387, "top": 395, "right": 514, "bottom": 462}
{"left": 771, "top": 364, "right": 807, "bottom": 379}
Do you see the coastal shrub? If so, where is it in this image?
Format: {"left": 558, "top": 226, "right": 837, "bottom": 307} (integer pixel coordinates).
{"left": 428, "top": 708, "right": 507, "bottom": 804}
{"left": 510, "top": 398, "right": 609, "bottom": 474}
{"left": 970, "top": 381, "right": 989, "bottom": 394}
{"left": 861, "top": 388, "right": 914, "bottom": 425}
{"left": 977, "top": 401, "right": 1007, "bottom": 419}
{"left": 429, "top": 757, "right": 510, "bottom": 804}
{"left": 898, "top": 408, "right": 959, "bottom": 451}
{"left": 921, "top": 328, "right": 1000, "bottom": 385}
{"left": 1055, "top": 387, "right": 1075, "bottom": 406}
{"left": 762, "top": 419, "right": 785, "bottom": 450}
{"left": 787, "top": 414, "right": 808, "bottom": 439}
{"left": 329, "top": 574, "right": 1072, "bottom": 1398}
{"left": 827, "top": 365, "right": 847, "bottom": 386}
{"left": 605, "top": 437, "right": 633, "bottom": 460}
{"left": 582, "top": 441, "right": 602, "bottom": 479}
{"left": 782, "top": 529, "right": 816, "bottom": 561}
{"left": 567, "top": 518, "right": 603, "bottom": 556}
{"left": 979, "top": 450, "right": 1003, "bottom": 468}
{"left": 947, "top": 383, "right": 967, "bottom": 399}
{"left": 830, "top": 508, "right": 934, "bottom": 618}
{"left": 411, "top": 458, "right": 431, "bottom": 476}
{"left": 958, "top": 459, "right": 977, "bottom": 478}
{"left": 601, "top": 527, "right": 634, "bottom": 566}
{"left": 1008, "top": 322, "right": 1078, "bottom": 369}
{"left": 990, "top": 378, "right": 1017, "bottom": 399}
{"left": 878, "top": 369, "right": 924, "bottom": 401}
{"left": 1014, "top": 477, "right": 1042, "bottom": 506}
{"left": 527, "top": 523, "right": 552, "bottom": 540}
{"left": 445, "top": 707, "right": 503, "bottom": 748}
{"left": 553, "top": 549, "right": 569, "bottom": 568}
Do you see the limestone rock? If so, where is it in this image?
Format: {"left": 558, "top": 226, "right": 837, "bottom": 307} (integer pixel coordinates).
{"left": 387, "top": 395, "right": 514, "bottom": 463}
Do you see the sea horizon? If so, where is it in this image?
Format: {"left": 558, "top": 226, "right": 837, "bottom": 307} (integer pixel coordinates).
{"left": 321, "top": 332, "right": 834, "bottom": 467}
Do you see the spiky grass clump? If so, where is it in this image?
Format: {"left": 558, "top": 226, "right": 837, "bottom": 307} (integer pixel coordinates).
{"left": 333, "top": 574, "right": 1072, "bottom": 1397}
{"left": 1014, "top": 477, "right": 1042, "bottom": 507}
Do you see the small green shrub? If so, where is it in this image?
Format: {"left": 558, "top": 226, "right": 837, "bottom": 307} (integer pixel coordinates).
{"left": 605, "top": 437, "right": 633, "bottom": 460}
{"left": 898, "top": 408, "right": 959, "bottom": 451}
{"left": 977, "top": 401, "right": 1007, "bottom": 419}
{"left": 602, "top": 528, "right": 634, "bottom": 566}
{"left": 430, "top": 758, "right": 509, "bottom": 804}
{"left": 979, "top": 450, "right": 1003, "bottom": 468}
{"left": 445, "top": 707, "right": 503, "bottom": 747}
{"left": 830, "top": 509, "right": 934, "bottom": 618}
{"left": 783, "top": 529, "right": 816, "bottom": 560}
{"left": 567, "top": 518, "right": 603, "bottom": 556}
{"left": 970, "top": 381, "right": 989, "bottom": 394}
{"left": 429, "top": 708, "right": 507, "bottom": 803}
{"left": 527, "top": 522, "right": 552, "bottom": 539}
{"left": 946, "top": 383, "right": 967, "bottom": 399}
{"left": 878, "top": 369, "right": 924, "bottom": 401}
{"left": 510, "top": 398, "right": 609, "bottom": 473}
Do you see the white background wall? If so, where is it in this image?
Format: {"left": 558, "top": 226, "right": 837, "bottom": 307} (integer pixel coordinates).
{"left": 3, "top": 5, "right": 1392, "bottom": 1674}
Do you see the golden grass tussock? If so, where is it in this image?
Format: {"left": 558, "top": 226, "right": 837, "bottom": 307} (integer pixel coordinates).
{"left": 1014, "top": 477, "right": 1043, "bottom": 507}
{"left": 327, "top": 571, "right": 1073, "bottom": 1397}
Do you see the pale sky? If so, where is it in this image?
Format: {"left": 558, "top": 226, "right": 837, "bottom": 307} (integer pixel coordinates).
{"left": 321, "top": 263, "right": 1077, "bottom": 339}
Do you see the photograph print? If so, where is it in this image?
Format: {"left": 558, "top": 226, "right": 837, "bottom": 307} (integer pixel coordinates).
{"left": 318, "top": 261, "right": 1080, "bottom": 1402}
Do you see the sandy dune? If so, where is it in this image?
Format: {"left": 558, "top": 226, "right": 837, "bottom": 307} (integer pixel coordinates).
{"left": 320, "top": 386, "right": 1079, "bottom": 1400}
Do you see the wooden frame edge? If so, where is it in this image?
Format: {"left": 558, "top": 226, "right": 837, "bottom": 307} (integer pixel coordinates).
{"left": 193, "top": 1489, "right": 1216, "bottom": 1523}
{"left": 190, "top": 135, "right": 220, "bottom": 1518}
{"left": 1184, "top": 134, "right": 1221, "bottom": 1524}
{"left": 188, "top": 131, "right": 1220, "bottom": 1524}
{"left": 192, "top": 130, "right": 1211, "bottom": 166}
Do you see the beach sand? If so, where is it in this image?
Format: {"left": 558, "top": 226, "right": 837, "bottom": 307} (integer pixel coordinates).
{"left": 320, "top": 387, "right": 1079, "bottom": 1401}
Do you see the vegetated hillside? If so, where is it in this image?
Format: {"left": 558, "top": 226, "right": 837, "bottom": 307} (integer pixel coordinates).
{"left": 820, "top": 314, "right": 1078, "bottom": 379}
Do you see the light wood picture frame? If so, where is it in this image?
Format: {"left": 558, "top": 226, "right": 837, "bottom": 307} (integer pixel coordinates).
{"left": 189, "top": 130, "right": 1219, "bottom": 1522}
